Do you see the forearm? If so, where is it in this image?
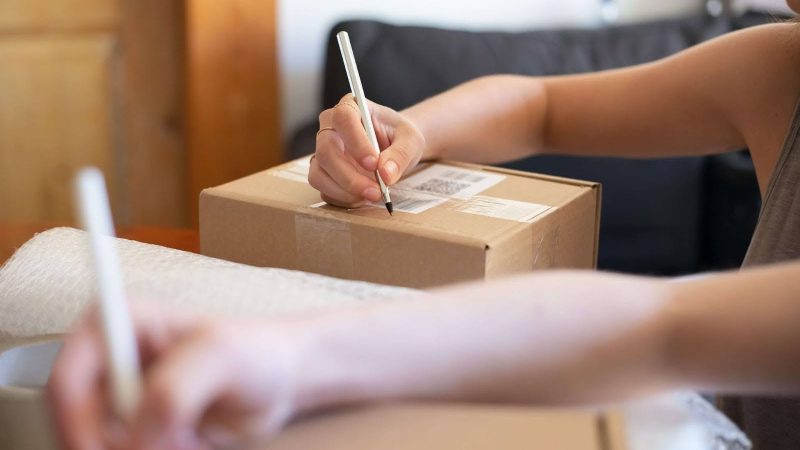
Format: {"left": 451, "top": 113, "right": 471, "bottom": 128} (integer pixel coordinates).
{"left": 286, "top": 264, "right": 800, "bottom": 416}
{"left": 290, "top": 272, "right": 674, "bottom": 413}
{"left": 668, "top": 262, "right": 800, "bottom": 395}
{"left": 402, "top": 26, "right": 787, "bottom": 164}
{"left": 403, "top": 75, "right": 547, "bottom": 164}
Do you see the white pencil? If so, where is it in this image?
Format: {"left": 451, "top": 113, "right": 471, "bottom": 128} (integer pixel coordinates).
{"left": 336, "top": 31, "right": 394, "bottom": 215}
{"left": 74, "top": 168, "right": 142, "bottom": 421}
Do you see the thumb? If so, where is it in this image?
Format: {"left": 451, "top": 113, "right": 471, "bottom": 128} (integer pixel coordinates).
{"left": 377, "top": 131, "right": 423, "bottom": 185}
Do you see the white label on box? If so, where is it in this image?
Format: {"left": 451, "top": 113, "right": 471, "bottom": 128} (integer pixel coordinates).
{"left": 398, "top": 164, "right": 505, "bottom": 199}
{"left": 314, "top": 193, "right": 444, "bottom": 214}
{"left": 457, "top": 196, "right": 552, "bottom": 223}
{"left": 299, "top": 162, "right": 503, "bottom": 215}
{"left": 270, "top": 156, "right": 312, "bottom": 184}
{"left": 390, "top": 190, "right": 448, "bottom": 214}
{"left": 370, "top": 189, "right": 447, "bottom": 214}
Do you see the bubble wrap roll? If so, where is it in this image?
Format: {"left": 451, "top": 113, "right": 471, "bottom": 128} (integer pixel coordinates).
{"left": 0, "top": 227, "right": 416, "bottom": 343}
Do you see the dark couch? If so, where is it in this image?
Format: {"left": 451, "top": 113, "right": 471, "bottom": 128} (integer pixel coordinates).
{"left": 290, "top": 12, "right": 780, "bottom": 275}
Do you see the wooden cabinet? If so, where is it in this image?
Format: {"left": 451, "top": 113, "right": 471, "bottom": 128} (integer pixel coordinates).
{"left": 0, "top": 0, "right": 118, "bottom": 29}
{"left": 0, "top": 36, "right": 117, "bottom": 222}
{"left": 0, "top": 0, "right": 281, "bottom": 227}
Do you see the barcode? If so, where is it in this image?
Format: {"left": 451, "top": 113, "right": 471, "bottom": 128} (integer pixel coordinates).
{"left": 397, "top": 163, "right": 505, "bottom": 200}
{"left": 413, "top": 178, "right": 470, "bottom": 196}
{"left": 439, "top": 170, "right": 487, "bottom": 183}
{"left": 394, "top": 197, "right": 441, "bottom": 213}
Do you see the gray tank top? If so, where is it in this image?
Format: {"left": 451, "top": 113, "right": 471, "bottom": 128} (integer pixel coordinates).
{"left": 719, "top": 99, "right": 800, "bottom": 449}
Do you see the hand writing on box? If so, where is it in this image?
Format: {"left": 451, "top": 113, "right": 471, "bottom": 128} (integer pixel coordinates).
{"left": 309, "top": 94, "right": 426, "bottom": 208}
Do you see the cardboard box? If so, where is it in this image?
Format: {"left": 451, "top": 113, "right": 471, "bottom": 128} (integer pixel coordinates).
{"left": 269, "top": 403, "right": 627, "bottom": 450}
{"left": 200, "top": 157, "right": 600, "bottom": 288}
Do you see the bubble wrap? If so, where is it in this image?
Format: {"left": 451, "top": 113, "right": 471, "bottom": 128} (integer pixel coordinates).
{"left": 0, "top": 228, "right": 416, "bottom": 342}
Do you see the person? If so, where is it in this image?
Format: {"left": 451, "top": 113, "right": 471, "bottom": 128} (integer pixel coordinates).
{"left": 49, "top": 6, "right": 800, "bottom": 450}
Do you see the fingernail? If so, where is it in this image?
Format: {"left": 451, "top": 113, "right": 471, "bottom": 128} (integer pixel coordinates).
{"left": 384, "top": 160, "right": 399, "bottom": 178}
{"left": 362, "top": 187, "right": 381, "bottom": 202}
{"left": 361, "top": 155, "right": 378, "bottom": 171}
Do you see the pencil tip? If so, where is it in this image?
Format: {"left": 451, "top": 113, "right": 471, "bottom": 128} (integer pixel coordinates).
{"left": 386, "top": 202, "right": 394, "bottom": 215}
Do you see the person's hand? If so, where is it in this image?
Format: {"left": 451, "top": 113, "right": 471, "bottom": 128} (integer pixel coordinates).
{"left": 47, "top": 304, "right": 305, "bottom": 450}
{"left": 310, "top": 95, "right": 426, "bottom": 208}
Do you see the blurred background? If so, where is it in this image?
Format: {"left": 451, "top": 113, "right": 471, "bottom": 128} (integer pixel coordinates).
{"left": 0, "top": 0, "right": 793, "bottom": 273}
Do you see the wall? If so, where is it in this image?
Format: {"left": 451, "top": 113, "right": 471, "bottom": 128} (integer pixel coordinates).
{"left": 277, "top": 0, "right": 704, "bottom": 142}
{"left": 738, "top": 0, "right": 793, "bottom": 13}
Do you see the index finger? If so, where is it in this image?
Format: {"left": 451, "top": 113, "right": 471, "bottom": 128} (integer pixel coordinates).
{"left": 332, "top": 95, "right": 380, "bottom": 172}
{"left": 47, "top": 316, "right": 107, "bottom": 450}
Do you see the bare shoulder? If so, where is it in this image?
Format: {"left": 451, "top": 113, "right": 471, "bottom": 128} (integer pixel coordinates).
{"left": 674, "top": 23, "right": 800, "bottom": 186}
{"left": 706, "top": 23, "right": 800, "bottom": 120}
{"left": 541, "top": 23, "right": 800, "bottom": 170}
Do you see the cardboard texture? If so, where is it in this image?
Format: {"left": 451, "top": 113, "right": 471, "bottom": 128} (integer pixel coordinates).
{"left": 200, "top": 158, "right": 601, "bottom": 288}
{"left": 267, "top": 404, "right": 627, "bottom": 450}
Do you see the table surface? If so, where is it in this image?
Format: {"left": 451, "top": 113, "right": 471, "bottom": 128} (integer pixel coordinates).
{"left": 0, "top": 223, "right": 200, "bottom": 265}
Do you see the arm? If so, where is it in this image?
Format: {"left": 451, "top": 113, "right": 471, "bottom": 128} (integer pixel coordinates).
{"left": 310, "top": 24, "right": 800, "bottom": 207}
{"left": 410, "top": 24, "right": 800, "bottom": 163}
{"left": 294, "top": 271, "right": 675, "bottom": 409}
{"left": 668, "top": 263, "right": 800, "bottom": 394}
{"left": 292, "top": 263, "right": 800, "bottom": 412}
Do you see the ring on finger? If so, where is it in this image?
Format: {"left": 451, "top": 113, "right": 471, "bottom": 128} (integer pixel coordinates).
{"left": 316, "top": 126, "right": 336, "bottom": 139}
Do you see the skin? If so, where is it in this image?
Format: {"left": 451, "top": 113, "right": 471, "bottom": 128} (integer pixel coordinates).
{"left": 50, "top": 6, "right": 800, "bottom": 449}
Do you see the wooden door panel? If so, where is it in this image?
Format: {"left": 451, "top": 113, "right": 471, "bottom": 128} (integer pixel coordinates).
{"left": 0, "top": 0, "right": 186, "bottom": 227}
{"left": 0, "top": 0, "right": 119, "bottom": 31}
{"left": 0, "top": 36, "right": 118, "bottom": 221}
{"left": 0, "top": 1, "right": 280, "bottom": 228}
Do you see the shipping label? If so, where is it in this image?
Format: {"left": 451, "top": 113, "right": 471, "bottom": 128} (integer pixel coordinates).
{"left": 397, "top": 164, "right": 505, "bottom": 200}
{"left": 457, "top": 196, "right": 552, "bottom": 223}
